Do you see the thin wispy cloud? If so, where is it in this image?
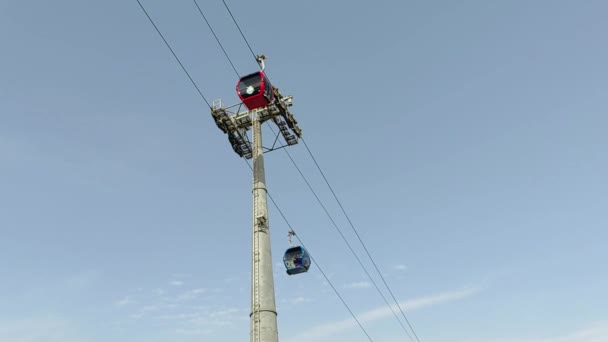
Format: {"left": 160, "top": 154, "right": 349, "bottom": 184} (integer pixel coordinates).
{"left": 141, "top": 305, "right": 160, "bottom": 312}
{"left": 122, "top": 287, "right": 220, "bottom": 323}
{"left": 473, "top": 321, "right": 608, "bottom": 342}
{"left": 156, "top": 313, "right": 201, "bottom": 321}
{"left": 176, "top": 328, "right": 212, "bottom": 335}
{"left": 393, "top": 264, "right": 408, "bottom": 271}
{"left": 172, "top": 273, "right": 192, "bottom": 279}
{"left": 173, "top": 307, "right": 248, "bottom": 334}
{"left": 344, "top": 281, "right": 371, "bottom": 289}
{"left": 0, "top": 316, "right": 91, "bottom": 342}
{"left": 126, "top": 304, "right": 163, "bottom": 320}
{"left": 176, "top": 288, "right": 208, "bottom": 302}
{"left": 116, "top": 282, "right": 246, "bottom": 336}
{"left": 63, "top": 270, "right": 100, "bottom": 289}
{"left": 286, "top": 286, "right": 482, "bottom": 342}
{"left": 128, "top": 313, "right": 145, "bottom": 320}
{"left": 113, "top": 296, "right": 134, "bottom": 307}
{"left": 223, "top": 276, "right": 240, "bottom": 283}
{"left": 152, "top": 288, "right": 165, "bottom": 296}
{"left": 288, "top": 297, "right": 311, "bottom": 305}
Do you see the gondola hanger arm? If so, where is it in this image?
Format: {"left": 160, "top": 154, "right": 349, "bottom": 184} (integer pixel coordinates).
{"left": 257, "top": 54, "right": 266, "bottom": 71}
{"left": 287, "top": 230, "right": 296, "bottom": 247}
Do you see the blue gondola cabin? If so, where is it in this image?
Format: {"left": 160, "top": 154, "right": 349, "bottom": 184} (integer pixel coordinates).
{"left": 236, "top": 71, "right": 274, "bottom": 111}
{"left": 283, "top": 246, "right": 311, "bottom": 275}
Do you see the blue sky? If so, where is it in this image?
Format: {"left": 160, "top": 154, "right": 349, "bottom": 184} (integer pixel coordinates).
{"left": 1, "top": 0, "right": 607, "bottom": 341}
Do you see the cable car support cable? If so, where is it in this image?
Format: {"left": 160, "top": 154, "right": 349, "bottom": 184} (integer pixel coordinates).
{"left": 193, "top": 0, "right": 240, "bottom": 78}
{"left": 191, "top": 2, "right": 379, "bottom": 336}
{"left": 302, "top": 137, "right": 423, "bottom": 342}
{"left": 135, "top": 0, "right": 212, "bottom": 108}
{"left": 265, "top": 124, "right": 416, "bottom": 342}
{"left": 245, "top": 161, "right": 375, "bottom": 342}
{"left": 220, "top": 0, "right": 258, "bottom": 63}
{"left": 136, "top": 1, "right": 373, "bottom": 341}
{"left": 137, "top": 0, "right": 418, "bottom": 340}
{"left": 217, "top": 0, "right": 422, "bottom": 340}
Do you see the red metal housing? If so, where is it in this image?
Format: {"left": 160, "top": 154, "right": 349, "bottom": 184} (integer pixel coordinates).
{"left": 236, "top": 71, "right": 274, "bottom": 110}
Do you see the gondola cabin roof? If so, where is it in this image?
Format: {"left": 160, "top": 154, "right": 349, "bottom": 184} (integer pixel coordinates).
{"left": 236, "top": 71, "right": 274, "bottom": 111}
{"left": 284, "top": 246, "right": 306, "bottom": 254}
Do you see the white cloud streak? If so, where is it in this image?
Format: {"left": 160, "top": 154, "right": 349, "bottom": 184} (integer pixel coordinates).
{"left": 63, "top": 270, "right": 100, "bottom": 289}
{"left": 286, "top": 287, "right": 481, "bottom": 342}
{"left": 289, "top": 297, "right": 311, "bottom": 305}
{"left": 0, "top": 317, "right": 90, "bottom": 342}
{"left": 176, "top": 288, "right": 208, "bottom": 301}
{"left": 152, "top": 288, "right": 165, "bottom": 296}
{"left": 344, "top": 281, "right": 371, "bottom": 289}
{"left": 471, "top": 321, "right": 608, "bottom": 342}
{"left": 114, "top": 296, "right": 134, "bottom": 307}
{"left": 176, "top": 328, "right": 212, "bottom": 335}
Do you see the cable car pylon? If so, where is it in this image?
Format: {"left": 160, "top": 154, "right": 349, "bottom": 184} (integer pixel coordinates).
{"left": 211, "top": 55, "right": 302, "bottom": 342}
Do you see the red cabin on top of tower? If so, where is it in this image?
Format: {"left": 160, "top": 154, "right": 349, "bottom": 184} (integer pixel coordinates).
{"left": 236, "top": 70, "right": 274, "bottom": 111}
